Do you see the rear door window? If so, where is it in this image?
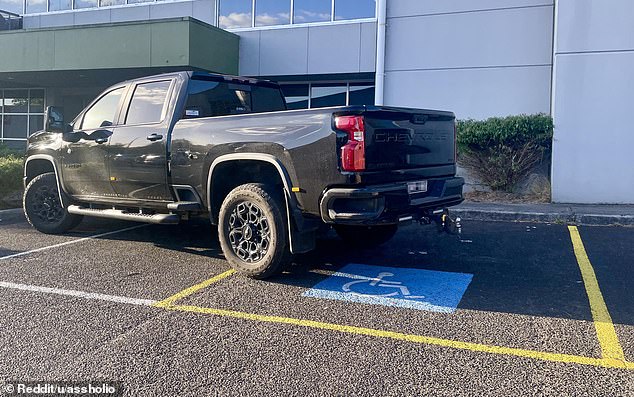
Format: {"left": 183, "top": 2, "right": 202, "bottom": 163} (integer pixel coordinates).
{"left": 184, "top": 80, "right": 251, "bottom": 118}
{"left": 184, "top": 79, "right": 285, "bottom": 119}
{"left": 125, "top": 80, "right": 172, "bottom": 125}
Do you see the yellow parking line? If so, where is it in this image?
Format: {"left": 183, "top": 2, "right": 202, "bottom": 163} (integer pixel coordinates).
{"left": 568, "top": 226, "right": 625, "bottom": 363}
{"left": 151, "top": 228, "right": 634, "bottom": 370}
{"left": 153, "top": 269, "right": 236, "bottom": 308}
{"left": 161, "top": 303, "right": 633, "bottom": 370}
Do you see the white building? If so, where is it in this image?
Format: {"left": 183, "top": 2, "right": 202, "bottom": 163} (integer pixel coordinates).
{"left": 0, "top": 0, "right": 632, "bottom": 203}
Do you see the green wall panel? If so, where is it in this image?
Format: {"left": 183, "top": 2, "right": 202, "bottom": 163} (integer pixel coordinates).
{"left": 0, "top": 18, "right": 238, "bottom": 74}
{"left": 189, "top": 22, "right": 239, "bottom": 75}
{"left": 53, "top": 24, "right": 153, "bottom": 70}
{"left": 0, "top": 31, "right": 54, "bottom": 71}
{"left": 151, "top": 20, "right": 190, "bottom": 68}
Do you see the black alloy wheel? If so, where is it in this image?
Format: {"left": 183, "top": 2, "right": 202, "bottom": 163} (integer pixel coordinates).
{"left": 23, "top": 173, "right": 83, "bottom": 234}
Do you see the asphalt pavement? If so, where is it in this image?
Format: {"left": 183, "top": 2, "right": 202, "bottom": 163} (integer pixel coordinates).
{"left": 0, "top": 211, "right": 632, "bottom": 396}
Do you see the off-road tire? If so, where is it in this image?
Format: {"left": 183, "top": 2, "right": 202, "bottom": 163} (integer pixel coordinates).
{"left": 218, "top": 183, "right": 290, "bottom": 279}
{"left": 23, "top": 172, "right": 83, "bottom": 234}
{"left": 334, "top": 224, "right": 398, "bottom": 248}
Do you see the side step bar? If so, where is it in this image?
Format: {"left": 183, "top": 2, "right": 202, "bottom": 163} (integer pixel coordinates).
{"left": 67, "top": 205, "right": 180, "bottom": 225}
{"left": 167, "top": 201, "right": 202, "bottom": 211}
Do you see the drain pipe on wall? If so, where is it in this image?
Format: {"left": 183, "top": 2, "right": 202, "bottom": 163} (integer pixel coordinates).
{"left": 374, "top": 0, "right": 387, "bottom": 106}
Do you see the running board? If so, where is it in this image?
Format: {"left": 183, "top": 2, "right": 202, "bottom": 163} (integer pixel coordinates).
{"left": 67, "top": 205, "right": 180, "bottom": 224}
{"left": 167, "top": 201, "right": 202, "bottom": 211}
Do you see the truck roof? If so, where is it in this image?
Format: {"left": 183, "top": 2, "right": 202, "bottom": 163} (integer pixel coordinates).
{"left": 120, "top": 70, "right": 280, "bottom": 88}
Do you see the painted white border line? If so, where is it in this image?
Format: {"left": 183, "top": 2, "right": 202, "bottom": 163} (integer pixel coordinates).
{"left": 0, "top": 281, "right": 157, "bottom": 306}
{"left": 0, "top": 224, "right": 148, "bottom": 261}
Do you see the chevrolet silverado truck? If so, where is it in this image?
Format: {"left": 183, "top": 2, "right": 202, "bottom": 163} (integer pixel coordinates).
{"left": 23, "top": 71, "right": 464, "bottom": 278}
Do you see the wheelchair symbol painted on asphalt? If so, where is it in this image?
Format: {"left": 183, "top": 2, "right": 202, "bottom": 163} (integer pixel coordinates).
{"left": 303, "top": 264, "right": 473, "bottom": 313}
{"left": 342, "top": 272, "right": 426, "bottom": 299}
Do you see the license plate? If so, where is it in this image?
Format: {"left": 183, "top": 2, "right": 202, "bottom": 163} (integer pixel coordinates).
{"left": 407, "top": 180, "right": 428, "bottom": 194}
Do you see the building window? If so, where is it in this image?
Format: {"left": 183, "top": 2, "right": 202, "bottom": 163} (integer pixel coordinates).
{"left": 99, "top": 0, "right": 125, "bottom": 6}
{"left": 74, "top": 0, "right": 98, "bottom": 9}
{"left": 334, "top": 0, "right": 375, "bottom": 21}
{"left": 14, "top": 0, "right": 375, "bottom": 23}
{"left": 0, "top": 88, "right": 45, "bottom": 145}
{"left": 48, "top": 0, "right": 72, "bottom": 11}
{"left": 293, "top": 0, "right": 330, "bottom": 23}
{"left": 219, "top": 0, "right": 252, "bottom": 29}
{"left": 311, "top": 83, "right": 347, "bottom": 108}
{"left": 25, "top": 0, "right": 46, "bottom": 14}
{"left": 255, "top": 0, "right": 290, "bottom": 27}
{"left": 219, "top": 0, "right": 375, "bottom": 29}
{"left": 281, "top": 84, "right": 309, "bottom": 110}
{"left": 280, "top": 81, "right": 374, "bottom": 109}
{"left": 4, "top": 90, "right": 28, "bottom": 113}
{"left": 348, "top": 83, "right": 374, "bottom": 105}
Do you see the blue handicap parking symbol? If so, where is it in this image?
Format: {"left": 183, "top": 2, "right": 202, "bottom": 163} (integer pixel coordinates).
{"left": 302, "top": 264, "right": 473, "bottom": 313}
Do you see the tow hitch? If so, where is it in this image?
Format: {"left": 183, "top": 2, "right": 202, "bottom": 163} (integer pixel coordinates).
{"left": 417, "top": 209, "right": 462, "bottom": 235}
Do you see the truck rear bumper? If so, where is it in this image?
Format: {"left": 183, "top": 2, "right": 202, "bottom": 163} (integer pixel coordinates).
{"left": 320, "top": 177, "right": 464, "bottom": 224}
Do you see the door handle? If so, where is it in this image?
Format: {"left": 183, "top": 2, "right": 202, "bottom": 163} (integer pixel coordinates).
{"left": 95, "top": 137, "right": 109, "bottom": 144}
{"left": 184, "top": 151, "right": 199, "bottom": 160}
{"left": 147, "top": 133, "right": 163, "bottom": 142}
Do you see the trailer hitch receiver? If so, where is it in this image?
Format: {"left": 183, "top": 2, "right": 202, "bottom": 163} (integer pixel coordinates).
{"left": 435, "top": 209, "right": 461, "bottom": 235}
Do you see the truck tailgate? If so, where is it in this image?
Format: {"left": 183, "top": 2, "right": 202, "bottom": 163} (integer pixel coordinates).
{"left": 362, "top": 107, "right": 456, "bottom": 171}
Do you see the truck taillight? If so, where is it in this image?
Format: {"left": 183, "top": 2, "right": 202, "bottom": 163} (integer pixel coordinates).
{"left": 336, "top": 115, "right": 366, "bottom": 171}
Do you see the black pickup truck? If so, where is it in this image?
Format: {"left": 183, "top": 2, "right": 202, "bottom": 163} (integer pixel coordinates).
{"left": 23, "top": 71, "right": 464, "bottom": 278}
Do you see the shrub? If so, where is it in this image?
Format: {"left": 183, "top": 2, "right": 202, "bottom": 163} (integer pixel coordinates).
{"left": 0, "top": 144, "right": 24, "bottom": 202}
{"left": 457, "top": 114, "right": 553, "bottom": 192}
{"left": 0, "top": 141, "right": 25, "bottom": 157}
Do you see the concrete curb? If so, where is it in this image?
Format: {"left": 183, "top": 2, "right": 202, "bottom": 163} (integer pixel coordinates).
{"left": 574, "top": 214, "right": 634, "bottom": 226}
{"left": 452, "top": 206, "right": 634, "bottom": 226}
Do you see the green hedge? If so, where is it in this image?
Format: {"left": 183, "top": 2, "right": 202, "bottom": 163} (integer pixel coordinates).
{"left": 457, "top": 114, "right": 554, "bottom": 192}
{"left": 0, "top": 144, "right": 24, "bottom": 202}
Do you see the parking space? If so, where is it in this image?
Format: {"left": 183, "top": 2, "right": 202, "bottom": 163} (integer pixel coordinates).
{"left": 0, "top": 214, "right": 633, "bottom": 395}
{"left": 0, "top": 220, "right": 229, "bottom": 301}
{"left": 572, "top": 226, "right": 634, "bottom": 363}
{"left": 0, "top": 212, "right": 136, "bottom": 259}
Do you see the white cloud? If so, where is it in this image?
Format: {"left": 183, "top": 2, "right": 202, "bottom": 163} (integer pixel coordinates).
{"left": 219, "top": 12, "right": 252, "bottom": 29}
{"left": 293, "top": 10, "right": 331, "bottom": 23}
{"left": 255, "top": 12, "right": 289, "bottom": 26}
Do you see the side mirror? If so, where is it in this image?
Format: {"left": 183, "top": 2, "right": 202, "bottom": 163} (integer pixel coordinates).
{"left": 44, "top": 106, "right": 66, "bottom": 133}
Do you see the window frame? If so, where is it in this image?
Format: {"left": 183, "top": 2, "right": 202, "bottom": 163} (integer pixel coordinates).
{"left": 217, "top": 0, "right": 377, "bottom": 30}
{"left": 19, "top": 0, "right": 376, "bottom": 27}
{"left": 121, "top": 79, "right": 175, "bottom": 127}
{"left": 0, "top": 88, "right": 46, "bottom": 143}
{"left": 217, "top": 0, "right": 253, "bottom": 29}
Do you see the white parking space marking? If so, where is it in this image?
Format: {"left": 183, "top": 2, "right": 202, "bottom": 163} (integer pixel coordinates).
{"left": 0, "top": 224, "right": 148, "bottom": 261}
{"left": 0, "top": 281, "right": 157, "bottom": 306}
